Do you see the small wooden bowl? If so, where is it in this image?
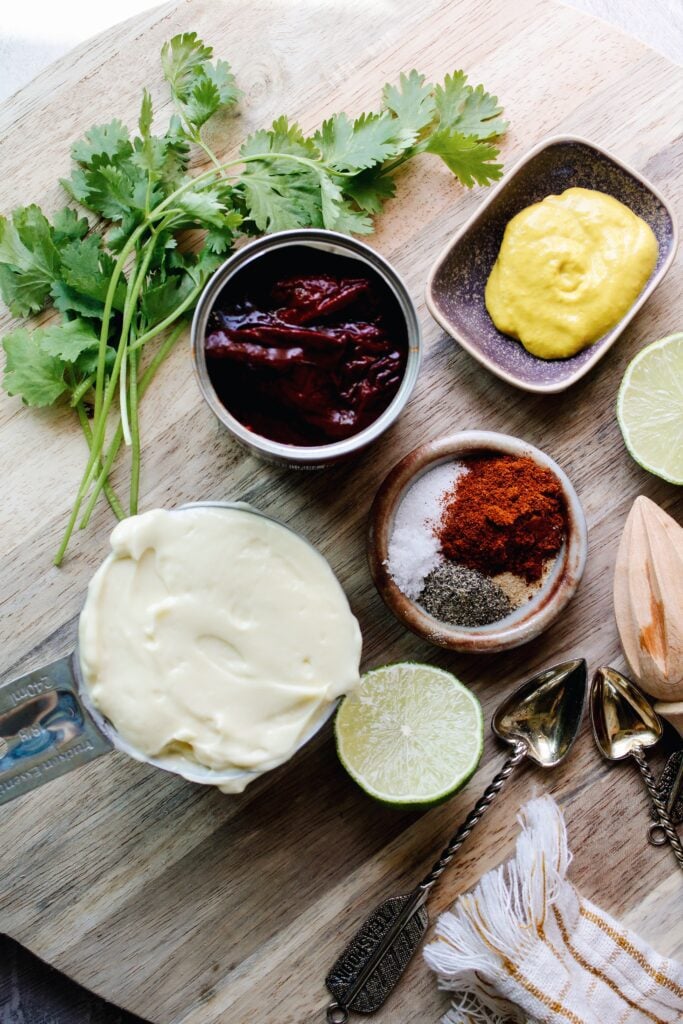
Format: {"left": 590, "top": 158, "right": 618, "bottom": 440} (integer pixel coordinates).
{"left": 368, "top": 431, "right": 588, "bottom": 653}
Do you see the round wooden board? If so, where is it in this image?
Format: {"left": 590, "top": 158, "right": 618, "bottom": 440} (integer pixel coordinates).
{"left": 1, "top": 1, "right": 682, "bottom": 1022}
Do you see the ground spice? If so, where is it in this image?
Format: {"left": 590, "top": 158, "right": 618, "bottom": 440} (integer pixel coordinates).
{"left": 493, "top": 561, "right": 555, "bottom": 608}
{"left": 419, "top": 562, "right": 513, "bottom": 626}
{"left": 438, "top": 454, "right": 566, "bottom": 582}
{"left": 387, "top": 461, "right": 467, "bottom": 598}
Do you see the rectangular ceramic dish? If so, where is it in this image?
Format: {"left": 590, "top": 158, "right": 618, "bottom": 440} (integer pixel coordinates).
{"left": 425, "top": 135, "right": 678, "bottom": 393}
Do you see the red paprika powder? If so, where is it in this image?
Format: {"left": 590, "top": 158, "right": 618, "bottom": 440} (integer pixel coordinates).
{"left": 438, "top": 454, "right": 566, "bottom": 582}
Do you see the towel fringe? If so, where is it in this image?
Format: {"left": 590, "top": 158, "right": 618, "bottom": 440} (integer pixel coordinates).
{"left": 424, "top": 796, "right": 568, "bottom": 1019}
{"left": 442, "top": 989, "right": 515, "bottom": 1023}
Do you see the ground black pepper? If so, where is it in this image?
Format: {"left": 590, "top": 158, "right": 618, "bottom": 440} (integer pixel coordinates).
{"left": 418, "top": 562, "right": 513, "bottom": 627}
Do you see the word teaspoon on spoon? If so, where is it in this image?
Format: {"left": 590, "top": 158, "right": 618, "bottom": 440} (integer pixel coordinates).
{"left": 324, "top": 658, "right": 587, "bottom": 1023}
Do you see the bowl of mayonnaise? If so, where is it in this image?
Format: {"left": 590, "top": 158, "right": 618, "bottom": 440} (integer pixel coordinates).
{"left": 0, "top": 503, "right": 362, "bottom": 805}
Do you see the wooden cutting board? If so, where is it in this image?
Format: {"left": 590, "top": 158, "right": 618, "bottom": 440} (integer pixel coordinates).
{"left": 1, "top": 1, "right": 682, "bottom": 1021}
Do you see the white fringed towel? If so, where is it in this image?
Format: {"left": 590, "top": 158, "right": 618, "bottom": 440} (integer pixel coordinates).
{"left": 424, "top": 796, "right": 683, "bottom": 1024}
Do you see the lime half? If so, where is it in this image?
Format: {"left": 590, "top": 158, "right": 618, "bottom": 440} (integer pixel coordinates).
{"left": 617, "top": 333, "right": 683, "bottom": 485}
{"left": 335, "top": 663, "right": 483, "bottom": 805}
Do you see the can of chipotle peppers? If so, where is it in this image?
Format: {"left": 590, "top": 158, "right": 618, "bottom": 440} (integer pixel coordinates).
{"left": 190, "top": 229, "right": 422, "bottom": 469}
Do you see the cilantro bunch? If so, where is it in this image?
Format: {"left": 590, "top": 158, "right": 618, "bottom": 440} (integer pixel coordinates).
{"left": 0, "top": 32, "right": 507, "bottom": 564}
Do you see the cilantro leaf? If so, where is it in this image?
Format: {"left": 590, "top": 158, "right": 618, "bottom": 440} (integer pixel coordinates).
{"left": 50, "top": 280, "right": 107, "bottom": 320}
{"left": 344, "top": 172, "right": 396, "bottom": 214}
{"left": 240, "top": 169, "right": 321, "bottom": 232}
{"left": 67, "top": 160, "right": 148, "bottom": 221}
{"left": 141, "top": 273, "right": 196, "bottom": 324}
{"left": 319, "top": 176, "right": 372, "bottom": 234}
{"left": 0, "top": 206, "right": 61, "bottom": 316}
{"left": 15, "top": 206, "right": 61, "bottom": 275}
{"left": 40, "top": 318, "right": 99, "bottom": 362}
{"left": 161, "top": 32, "right": 213, "bottom": 98}
{"left": 163, "top": 115, "right": 191, "bottom": 181}
{"left": 456, "top": 84, "right": 507, "bottom": 139}
{"left": 105, "top": 212, "right": 142, "bottom": 254}
{"left": 203, "top": 60, "right": 239, "bottom": 107}
{"left": 139, "top": 88, "right": 154, "bottom": 138}
{"left": 182, "top": 74, "right": 223, "bottom": 130}
{"left": 190, "top": 248, "right": 226, "bottom": 284}
{"left": 2, "top": 328, "right": 67, "bottom": 406}
{"left": 60, "top": 168, "right": 89, "bottom": 206}
{"left": 242, "top": 116, "right": 318, "bottom": 160}
{"left": 179, "top": 62, "right": 240, "bottom": 130}
{"left": 52, "top": 208, "right": 89, "bottom": 246}
{"left": 131, "top": 90, "right": 169, "bottom": 179}
{"left": 434, "top": 72, "right": 507, "bottom": 140}
{"left": 240, "top": 118, "right": 322, "bottom": 232}
{"left": 174, "top": 189, "right": 229, "bottom": 228}
{"left": 382, "top": 70, "right": 436, "bottom": 145}
{"left": 314, "top": 112, "right": 401, "bottom": 172}
{"left": 74, "top": 344, "right": 115, "bottom": 378}
{"left": 132, "top": 134, "right": 168, "bottom": 179}
{"left": 71, "top": 121, "right": 132, "bottom": 166}
{"left": 0, "top": 264, "right": 51, "bottom": 318}
{"left": 0, "top": 215, "right": 33, "bottom": 268}
{"left": 59, "top": 234, "right": 128, "bottom": 310}
{"left": 424, "top": 130, "right": 503, "bottom": 187}
{"left": 204, "top": 209, "right": 243, "bottom": 253}
{"left": 319, "top": 175, "right": 344, "bottom": 230}
{"left": 162, "top": 33, "right": 239, "bottom": 135}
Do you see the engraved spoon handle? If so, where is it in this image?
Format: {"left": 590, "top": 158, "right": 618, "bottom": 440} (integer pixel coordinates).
{"left": 419, "top": 741, "right": 528, "bottom": 891}
{"left": 648, "top": 755, "right": 683, "bottom": 846}
{"left": 631, "top": 745, "right": 683, "bottom": 871}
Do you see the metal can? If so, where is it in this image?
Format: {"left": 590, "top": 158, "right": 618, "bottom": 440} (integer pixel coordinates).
{"left": 190, "top": 229, "right": 422, "bottom": 469}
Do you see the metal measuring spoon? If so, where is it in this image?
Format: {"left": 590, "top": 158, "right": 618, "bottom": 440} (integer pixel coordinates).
{"left": 324, "top": 658, "right": 587, "bottom": 1023}
{"left": 590, "top": 666, "right": 683, "bottom": 871}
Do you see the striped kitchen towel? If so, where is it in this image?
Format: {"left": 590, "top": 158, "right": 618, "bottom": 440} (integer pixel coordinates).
{"left": 424, "top": 796, "right": 683, "bottom": 1024}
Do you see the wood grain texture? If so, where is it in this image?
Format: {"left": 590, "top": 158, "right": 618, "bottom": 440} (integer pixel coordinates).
{"left": 0, "top": 2, "right": 682, "bottom": 1023}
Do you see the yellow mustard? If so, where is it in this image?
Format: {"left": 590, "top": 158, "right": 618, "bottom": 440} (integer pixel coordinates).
{"left": 484, "top": 187, "right": 658, "bottom": 359}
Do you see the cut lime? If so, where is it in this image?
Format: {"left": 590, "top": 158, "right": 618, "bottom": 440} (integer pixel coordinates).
{"left": 335, "top": 663, "right": 483, "bottom": 805}
{"left": 617, "top": 333, "right": 683, "bottom": 485}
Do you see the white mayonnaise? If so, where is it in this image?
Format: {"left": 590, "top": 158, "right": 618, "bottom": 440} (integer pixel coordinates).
{"left": 78, "top": 506, "right": 361, "bottom": 783}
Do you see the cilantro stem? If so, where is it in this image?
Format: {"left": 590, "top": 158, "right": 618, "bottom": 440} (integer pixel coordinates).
{"left": 376, "top": 151, "right": 417, "bottom": 177}
{"left": 197, "top": 137, "right": 223, "bottom": 171}
{"left": 140, "top": 320, "right": 187, "bottom": 391}
{"left": 56, "top": 239, "right": 149, "bottom": 563}
{"left": 78, "top": 321, "right": 186, "bottom": 530}
{"left": 128, "top": 336, "right": 140, "bottom": 515}
{"left": 128, "top": 283, "right": 201, "bottom": 351}
{"left": 119, "top": 237, "right": 158, "bottom": 446}
{"left": 93, "top": 220, "right": 147, "bottom": 425}
{"left": 70, "top": 373, "right": 96, "bottom": 407}
{"left": 75, "top": 401, "right": 125, "bottom": 520}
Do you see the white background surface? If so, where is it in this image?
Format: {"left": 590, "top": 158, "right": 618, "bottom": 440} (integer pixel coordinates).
{"left": 0, "top": 0, "right": 681, "bottom": 103}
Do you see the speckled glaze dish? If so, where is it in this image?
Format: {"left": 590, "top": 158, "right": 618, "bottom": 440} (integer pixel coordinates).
{"left": 368, "top": 431, "right": 588, "bottom": 653}
{"left": 425, "top": 136, "right": 678, "bottom": 393}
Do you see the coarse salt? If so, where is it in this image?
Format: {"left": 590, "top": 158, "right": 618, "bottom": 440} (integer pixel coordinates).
{"left": 386, "top": 461, "right": 468, "bottom": 599}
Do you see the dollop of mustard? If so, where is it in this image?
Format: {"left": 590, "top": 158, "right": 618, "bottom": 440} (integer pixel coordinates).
{"left": 484, "top": 187, "right": 658, "bottom": 359}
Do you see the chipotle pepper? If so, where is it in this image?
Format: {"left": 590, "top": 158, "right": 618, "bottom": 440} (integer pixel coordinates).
{"left": 205, "top": 250, "right": 408, "bottom": 446}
